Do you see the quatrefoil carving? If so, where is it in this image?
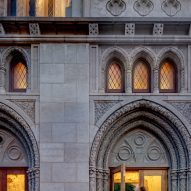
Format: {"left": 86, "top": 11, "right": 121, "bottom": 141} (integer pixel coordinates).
{"left": 134, "top": 0, "right": 154, "bottom": 16}
{"left": 106, "top": 0, "right": 126, "bottom": 16}
{"left": 162, "top": 0, "right": 181, "bottom": 16}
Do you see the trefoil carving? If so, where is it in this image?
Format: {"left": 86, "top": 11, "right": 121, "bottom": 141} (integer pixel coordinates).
{"left": 106, "top": 0, "right": 126, "bottom": 16}
{"left": 162, "top": 0, "right": 181, "bottom": 16}
{"left": 134, "top": 0, "right": 154, "bottom": 16}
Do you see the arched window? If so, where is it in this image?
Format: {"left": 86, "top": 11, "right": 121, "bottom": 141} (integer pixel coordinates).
{"left": 10, "top": 56, "right": 28, "bottom": 92}
{"left": 106, "top": 61, "right": 124, "bottom": 93}
{"left": 7, "top": 0, "right": 17, "bottom": 16}
{"left": 159, "top": 59, "right": 176, "bottom": 93}
{"left": 133, "top": 59, "right": 150, "bottom": 93}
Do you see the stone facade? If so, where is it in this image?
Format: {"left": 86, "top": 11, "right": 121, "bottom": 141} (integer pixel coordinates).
{"left": 0, "top": 1, "right": 190, "bottom": 191}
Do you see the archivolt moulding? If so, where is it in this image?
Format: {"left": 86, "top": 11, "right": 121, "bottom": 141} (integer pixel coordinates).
{"left": 130, "top": 46, "right": 156, "bottom": 69}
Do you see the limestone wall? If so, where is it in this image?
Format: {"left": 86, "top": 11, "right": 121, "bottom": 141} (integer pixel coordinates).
{"left": 39, "top": 44, "right": 90, "bottom": 191}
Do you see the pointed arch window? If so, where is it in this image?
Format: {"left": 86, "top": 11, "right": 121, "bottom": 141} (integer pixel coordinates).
{"left": 106, "top": 61, "right": 124, "bottom": 93}
{"left": 133, "top": 59, "right": 150, "bottom": 93}
{"left": 159, "top": 59, "right": 176, "bottom": 93}
{"left": 10, "top": 57, "right": 28, "bottom": 92}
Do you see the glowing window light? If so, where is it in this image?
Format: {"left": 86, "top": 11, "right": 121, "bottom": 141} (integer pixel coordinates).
{"left": 160, "top": 61, "right": 175, "bottom": 91}
{"left": 7, "top": 174, "right": 25, "bottom": 191}
{"left": 133, "top": 61, "right": 149, "bottom": 91}
{"left": 144, "top": 176, "right": 161, "bottom": 191}
{"left": 13, "top": 62, "right": 27, "bottom": 90}
{"left": 107, "top": 63, "right": 122, "bottom": 91}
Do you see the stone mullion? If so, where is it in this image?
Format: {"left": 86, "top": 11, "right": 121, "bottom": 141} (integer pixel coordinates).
{"left": 126, "top": 68, "right": 132, "bottom": 93}
{"left": 180, "top": 68, "right": 186, "bottom": 93}
{"left": 153, "top": 67, "right": 159, "bottom": 93}
{"left": 0, "top": 65, "right": 6, "bottom": 93}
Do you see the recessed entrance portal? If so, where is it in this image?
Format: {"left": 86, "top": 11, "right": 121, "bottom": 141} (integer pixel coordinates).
{"left": 90, "top": 100, "right": 191, "bottom": 191}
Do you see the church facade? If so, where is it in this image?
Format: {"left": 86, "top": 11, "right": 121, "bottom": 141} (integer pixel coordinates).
{"left": 0, "top": 1, "right": 191, "bottom": 191}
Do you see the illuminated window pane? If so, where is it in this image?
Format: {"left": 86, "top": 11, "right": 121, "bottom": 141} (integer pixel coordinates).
{"left": 114, "top": 172, "right": 121, "bottom": 191}
{"left": 144, "top": 176, "right": 161, "bottom": 191}
{"left": 125, "top": 171, "right": 139, "bottom": 190}
{"left": 160, "top": 62, "right": 175, "bottom": 91}
{"left": 13, "top": 62, "right": 27, "bottom": 90}
{"left": 107, "top": 63, "right": 122, "bottom": 91}
{"left": 48, "top": 0, "right": 54, "bottom": 16}
{"left": 133, "top": 61, "right": 149, "bottom": 91}
{"left": 7, "top": 174, "right": 25, "bottom": 191}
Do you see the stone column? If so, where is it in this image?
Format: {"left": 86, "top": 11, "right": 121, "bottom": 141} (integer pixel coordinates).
{"left": 27, "top": 167, "right": 40, "bottom": 191}
{"left": 188, "top": 169, "right": 191, "bottom": 191}
{"left": 0, "top": 65, "right": 6, "bottom": 93}
{"left": 97, "top": 168, "right": 103, "bottom": 191}
{"left": 180, "top": 68, "right": 186, "bottom": 93}
{"left": 90, "top": 166, "right": 97, "bottom": 191}
{"left": 179, "top": 170, "right": 187, "bottom": 191}
{"left": 171, "top": 170, "right": 178, "bottom": 191}
{"left": 103, "top": 169, "right": 110, "bottom": 191}
{"left": 153, "top": 67, "right": 159, "bottom": 93}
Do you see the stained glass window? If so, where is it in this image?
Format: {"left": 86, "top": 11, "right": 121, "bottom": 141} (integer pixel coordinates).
{"left": 133, "top": 60, "right": 150, "bottom": 92}
{"left": 160, "top": 61, "right": 176, "bottom": 92}
{"left": 8, "top": 0, "right": 17, "bottom": 16}
{"left": 11, "top": 62, "right": 27, "bottom": 91}
{"left": 7, "top": 174, "right": 25, "bottom": 191}
{"left": 107, "top": 62, "right": 123, "bottom": 92}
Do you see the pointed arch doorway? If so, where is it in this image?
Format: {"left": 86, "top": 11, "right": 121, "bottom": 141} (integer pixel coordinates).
{"left": 90, "top": 99, "right": 191, "bottom": 191}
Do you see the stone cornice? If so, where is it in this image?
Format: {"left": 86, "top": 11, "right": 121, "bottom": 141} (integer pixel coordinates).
{"left": 0, "top": 17, "right": 191, "bottom": 44}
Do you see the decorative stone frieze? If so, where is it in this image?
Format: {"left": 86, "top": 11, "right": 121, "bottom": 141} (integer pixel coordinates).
{"left": 153, "top": 23, "right": 163, "bottom": 36}
{"left": 8, "top": 99, "right": 35, "bottom": 122}
{"left": 167, "top": 101, "right": 191, "bottom": 124}
{"left": 134, "top": 0, "right": 154, "bottom": 16}
{"left": 162, "top": 0, "right": 181, "bottom": 17}
{"left": 106, "top": 0, "right": 126, "bottom": 16}
{"left": 94, "top": 100, "right": 121, "bottom": 123}
{"left": 89, "top": 23, "right": 99, "bottom": 35}
{"left": 0, "top": 24, "right": 5, "bottom": 35}
{"left": 125, "top": 23, "right": 135, "bottom": 36}
{"left": 29, "top": 23, "right": 40, "bottom": 35}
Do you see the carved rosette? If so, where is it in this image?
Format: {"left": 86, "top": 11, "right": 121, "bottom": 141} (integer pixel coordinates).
{"left": 162, "top": 0, "right": 181, "bottom": 16}
{"left": 106, "top": 0, "right": 126, "bottom": 16}
{"left": 134, "top": 0, "right": 154, "bottom": 16}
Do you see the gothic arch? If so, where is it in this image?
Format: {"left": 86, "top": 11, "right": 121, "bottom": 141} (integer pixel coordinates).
{"left": 130, "top": 47, "right": 156, "bottom": 69}
{"left": 100, "top": 47, "right": 128, "bottom": 91}
{"left": 1, "top": 46, "right": 31, "bottom": 91}
{"left": 157, "top": 47, "right": 185, "bottom": 92}
{"left": 90, "top": 99, "right": 191, "bottom": 191}
{"left": 0, "top": 100, "right": 39, "bottom": 191}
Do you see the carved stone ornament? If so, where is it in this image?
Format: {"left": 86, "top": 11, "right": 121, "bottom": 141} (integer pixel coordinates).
{"left": 29, "top": 23, "right": 40, "bottom": 35}
{"left": 106, "top": 0, "right": 126, "bottom": 16}
{"left": 134, "top": 0, "right": 154, "bottom": 16}
{"left": 153, "top": 23, "right": 164, "bottom": 36}
{"left": 89, "top": 23, "right": 99, "bottom": 35}
{"left": 162, "top": 0, "right": 181, "bottom": 16}
{"left": 9, "top": 99, "right": 35, "bottom": 122}
{"left": 94, "top": 100, "right": 121, "bottom": 123}
{"left": 125, "top": 23, "right": 135, "bottom": 36}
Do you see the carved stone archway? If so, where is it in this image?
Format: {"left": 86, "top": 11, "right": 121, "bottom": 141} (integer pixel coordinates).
{"left": 90, "top": 99, "right": 191, "bottom": 191}
{"left": 0, "top": 101, "right": 39, "bottom": 191}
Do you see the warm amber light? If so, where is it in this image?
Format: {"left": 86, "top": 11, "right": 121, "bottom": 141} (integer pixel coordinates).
{"left": 134, "top": 61, "right": 149, "bottom": 90}
{"left": 13, "top": 62, "right": 27, "bottom": 90}
{"left": 108, "top": 63, "right": 122, "bottom": 90}
{"left": 160, "top": 62, "right": 174, "bottom": 90}
{"left": 114, "top": 172, "right": 121, "bottom": 183}
{"left": 7, "top": 174, "right": 25, "bottom": 191}
{"left": 144, "top": 176, "right": 161, "bottom": 191}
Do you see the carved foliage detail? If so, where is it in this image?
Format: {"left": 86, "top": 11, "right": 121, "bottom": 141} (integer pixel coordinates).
{"left": 9, "top": 99, "right": 35, "bottom": 122}
{"left": 134, "top": 0, "right": 154, "bottom": 16}
{"left": 106, "top": 0, "right": 126, "bottom": 16}
{"left": 167, "top": 101, "right": 191, "bottom": 124}
{"left": 162, "top": 0, "right": 181, "bottom": 16}
{"left": 94, "top": 100, "right": 121, "bottom": 123}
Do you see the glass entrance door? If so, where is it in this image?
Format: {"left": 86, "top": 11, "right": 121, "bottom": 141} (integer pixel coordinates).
{"left": 111, "top": 165, "right": 167, "bottom": 191}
